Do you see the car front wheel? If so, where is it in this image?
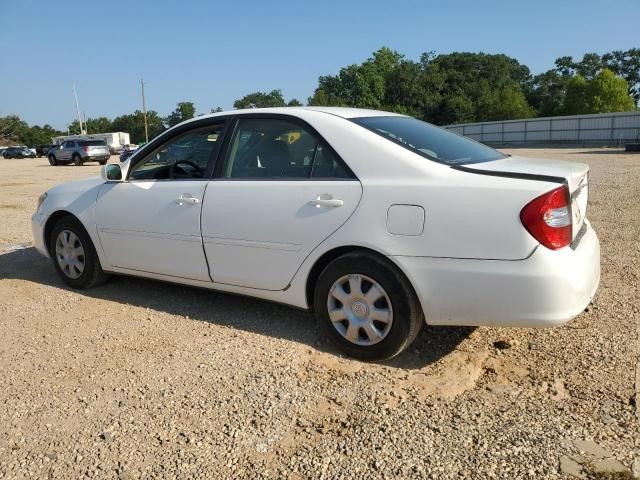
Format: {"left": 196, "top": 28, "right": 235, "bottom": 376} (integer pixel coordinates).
{"left": 49, "top": 216, "right": 108, "bottom": 289}
{"left": 314, "top": 251, "right": 423, "bottom": 361}
{"left": 48, "top": 155, "right": 57, "bottom": 166}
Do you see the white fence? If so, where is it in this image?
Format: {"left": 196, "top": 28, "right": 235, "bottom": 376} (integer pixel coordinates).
{"left": 443, "top": 111, "right": 640, "bottom": 146}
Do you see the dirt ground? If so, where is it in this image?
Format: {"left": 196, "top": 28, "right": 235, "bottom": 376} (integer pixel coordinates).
{"left": 0, "top": 148, "right": 638, "bottom": 479}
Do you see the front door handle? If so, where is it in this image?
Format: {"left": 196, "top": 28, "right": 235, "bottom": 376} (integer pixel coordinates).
{"left": 176, "top": 194, "right": 200, "bottom": 206}
{"left": 309, "top": 196, "right": 343, "bottom": 208}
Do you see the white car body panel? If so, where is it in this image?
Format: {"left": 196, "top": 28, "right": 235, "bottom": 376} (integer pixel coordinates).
{"left": 201, "top": 180, "right": 362, "bottom": 290}
{"left": 95, "top": 181, "right": 210, "bottom": 281}
{"left": 31, "top": 107, "right": 600, "bottom": 329}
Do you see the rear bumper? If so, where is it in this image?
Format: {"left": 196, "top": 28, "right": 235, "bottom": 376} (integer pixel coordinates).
{"left": 84, "top": 154, "right": 110, "bottom": 161}
{"left": 392, "top": 221, "right": 600, "bottom": 327}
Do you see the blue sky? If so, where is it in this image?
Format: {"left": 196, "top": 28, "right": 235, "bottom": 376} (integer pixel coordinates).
{"left": 1, "top": 0, "right": 638, "bottom": 130}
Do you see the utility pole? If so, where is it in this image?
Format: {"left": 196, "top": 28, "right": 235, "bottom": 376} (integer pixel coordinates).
{"left": 141, "top": 79, "right": 149, "bottom": 143}
{"left": 72, "top": 82, "right": 85, "bottom": 134}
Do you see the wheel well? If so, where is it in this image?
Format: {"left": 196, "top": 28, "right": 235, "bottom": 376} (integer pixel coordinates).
{"left": 43, "top": 211, "right": 75, "bottom": 255}
{"left": 305, "top": 246, "right": 394, "bottom": 307}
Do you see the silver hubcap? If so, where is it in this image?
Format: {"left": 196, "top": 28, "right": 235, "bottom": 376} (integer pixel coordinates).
{"left": 55, "top": 230, "right": 85, "bottom": 279}
{"left": 327, "top": 274, "right": 393, "bottom": 346}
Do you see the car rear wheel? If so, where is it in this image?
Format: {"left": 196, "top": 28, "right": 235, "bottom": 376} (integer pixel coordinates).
{"left": 99, "top": 159, "right": 108, "bottom": 165}
{"left": 314, "top": 251, "right": 423, "bottom": 361}
{"left": 48, "top": 155, "right": 57, "bottom": 166}
{"left": 73, "top": 154, "right": 83, "bottom": 166}
{"left": 49, "top": 216, "right": 108, "bottom": 289}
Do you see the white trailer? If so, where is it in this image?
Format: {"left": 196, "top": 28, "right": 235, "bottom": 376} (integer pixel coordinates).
{"left": 52, "top": 132, "right": 131, "bottom": 153}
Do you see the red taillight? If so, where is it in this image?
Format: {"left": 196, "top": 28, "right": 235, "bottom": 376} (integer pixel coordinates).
{"left": 520, "top": 185, "right": 572, "bottom": 250}
{"left": 82, "top": 146, "right": 89, "bottom": 153}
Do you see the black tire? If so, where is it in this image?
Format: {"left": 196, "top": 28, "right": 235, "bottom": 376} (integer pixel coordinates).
{"left": 99, "top": 159, "right": 108, "bottom": 165}
{"left": 48, "top": 155, "right": 57, "bottom": 166}
{"left": 73, "top": 154, "right": 83, "bottom": 166}
{"left": 314, "top": 251, "right": 423, "bottom": 361}
{"left": 49, "top": 215, "right": 109, "bottom": 289}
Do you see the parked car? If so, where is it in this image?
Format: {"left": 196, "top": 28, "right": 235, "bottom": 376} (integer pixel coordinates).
{"left": 119, "top": 144, "right": 139, "bottom": 162}
{"left": 3, "top": 146, "right": 36, "bottom": 158}
{"left": 32, "top": 107, "right": 600, "bottom": 360}
{"left": 48, "top": 139, "right": 110, "bottom": 166}
{"left": 35, "top": 144, "right": 56, "bottom": 157}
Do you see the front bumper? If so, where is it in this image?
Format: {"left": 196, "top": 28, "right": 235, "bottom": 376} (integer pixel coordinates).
{"left": 31, "top": 212, "right": 50, "bottom": 258}
{"left": 392, "top": 221, "right": 600, "bottom": 328}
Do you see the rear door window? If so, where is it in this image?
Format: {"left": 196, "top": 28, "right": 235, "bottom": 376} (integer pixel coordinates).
{"left": 220, "top": 118, "right": 354, "bottom": 179}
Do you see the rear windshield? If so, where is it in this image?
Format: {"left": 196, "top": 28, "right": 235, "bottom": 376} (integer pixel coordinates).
{"left": 352, "top": 116, "right": 505, "bottom": 165}
{"left": 79, "top": 140, "right": 107, "bottom": 146}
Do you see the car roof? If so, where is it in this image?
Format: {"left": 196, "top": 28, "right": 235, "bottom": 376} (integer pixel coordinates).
{"left": 183, "top": 106, "right": 405, "bottom": 126}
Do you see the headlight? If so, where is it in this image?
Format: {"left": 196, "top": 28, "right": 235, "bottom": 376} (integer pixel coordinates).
{"left": 37, "top": 192, "right": 48, "bottom": 211}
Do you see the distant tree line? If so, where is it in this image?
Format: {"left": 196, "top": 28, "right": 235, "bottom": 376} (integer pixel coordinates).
{"left": 2, "top": 47, "right": 637, "bottom": 146}
{"left": 241, "top": 47, "right": 638, "bottom": 124}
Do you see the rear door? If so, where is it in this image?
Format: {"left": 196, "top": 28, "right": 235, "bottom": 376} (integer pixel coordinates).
{"left": 95, "top": 120, "right": 227, "bottom": 281}
{"left": 201, "top": 115, "right": 362, "bottom": 290}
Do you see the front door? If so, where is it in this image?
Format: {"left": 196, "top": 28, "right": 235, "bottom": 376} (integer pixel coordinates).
{"left": 95, "top": 122, "right": 226, "bottom": 281}
{"left": 58, "top": 141, "right": 73, "bottom": 162}
{"left": 201, "top": 116, "right": 362, "bottom": 290}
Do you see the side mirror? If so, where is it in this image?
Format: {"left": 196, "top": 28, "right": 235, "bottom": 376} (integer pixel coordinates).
{"left": 101, "top": 164, "right": 122, "bottom": 181}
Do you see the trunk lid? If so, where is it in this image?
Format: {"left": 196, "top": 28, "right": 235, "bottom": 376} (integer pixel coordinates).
{"left": 464, "top": 156, "right": 589, "bottom": 239}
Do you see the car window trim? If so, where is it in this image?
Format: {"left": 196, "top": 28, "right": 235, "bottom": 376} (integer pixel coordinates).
{"left": 125, "top": 115, "right": 233, "bottom": 182}
{"left": 211, "top": 113, "right": 358, "bottom": 182}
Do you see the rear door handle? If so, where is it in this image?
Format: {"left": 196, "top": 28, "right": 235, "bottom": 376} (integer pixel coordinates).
{"left": 176, "top": 194, "right": 200, "bottom": 206}
{"left": 309, "top": 196, "right": 343, "bottom": 208}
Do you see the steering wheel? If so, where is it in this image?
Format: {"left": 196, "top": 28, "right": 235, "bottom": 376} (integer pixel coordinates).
{"left": 170, "top": 160, "right": 203, "bottom": 178}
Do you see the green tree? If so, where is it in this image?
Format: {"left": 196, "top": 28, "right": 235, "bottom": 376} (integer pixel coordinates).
{"left": 481, "top": 84, "right": 536, "bottom": 121}
{"left": 527, "top": 70, "right": 571, "bottom": 117}
{"left": 585, "top": 68, "right": 635, "bottom": 113}
{"left": 563, "top": 70, "right": 634, "bottom": 114}
{"left": 233, "top": 90, "right": 286, "bottom": 109}
{"left": 68, "top": 117, "right": 113, "bottom": 135}
{"left": 210, "top": 106, "right": 224, "bottom": 113}
{"left": 554, "top": 56, "right": 576, "bottom": 77}
{"left": 112, "top": 110, "right": 165, "bottom": 144}
{"left": 427, "top": 52, "right": 532, "bottom": 124}
{"left": 67, "top": 119, "right": 82, "bottom": 135}
{"left": 85, "top": 117, "right": 113, "bottom": 134}
{"left": 563, "top": 75, "right": 589, "bottom": 114}
{"left": 308, "top": 47, "right": 404, "bottom": 109}
{"left": 0, "top": 115, "right": 28, "bottom": 141}
{"left": 287, "top": 98, "right": 303, "bottom": 106}
{"left": 165, "top": 102, "right": 196, "bottom": 127}
{"left": 602, "top": 48, "right": 640, "bottom": 105}
{"left": 18, "top": 124, "right": 63, "bottom": 145}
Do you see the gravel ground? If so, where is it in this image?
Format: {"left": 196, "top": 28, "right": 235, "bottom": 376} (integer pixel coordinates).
{"left": 0, "top": 148, "right": 638, "bottom": 479}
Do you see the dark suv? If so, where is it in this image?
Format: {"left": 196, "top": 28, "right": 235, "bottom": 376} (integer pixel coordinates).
{"left": 48, "top": 140, "right": 111, "bottom": 166}
{"left": 35, "top": 145, "right": 56, "bottom": 157}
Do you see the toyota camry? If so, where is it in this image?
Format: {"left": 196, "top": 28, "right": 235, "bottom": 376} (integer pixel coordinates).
{"left": 32, "top": 107, "right": 600, "bottom": 360}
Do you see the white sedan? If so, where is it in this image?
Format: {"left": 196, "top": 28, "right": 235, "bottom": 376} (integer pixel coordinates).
{"left": 32, "top": 107, "right": 600, "bottom": 360}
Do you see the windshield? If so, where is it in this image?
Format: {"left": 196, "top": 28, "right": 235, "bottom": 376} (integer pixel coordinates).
{"left": 352, "top": 116, "right": 505, "bottom": 165}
